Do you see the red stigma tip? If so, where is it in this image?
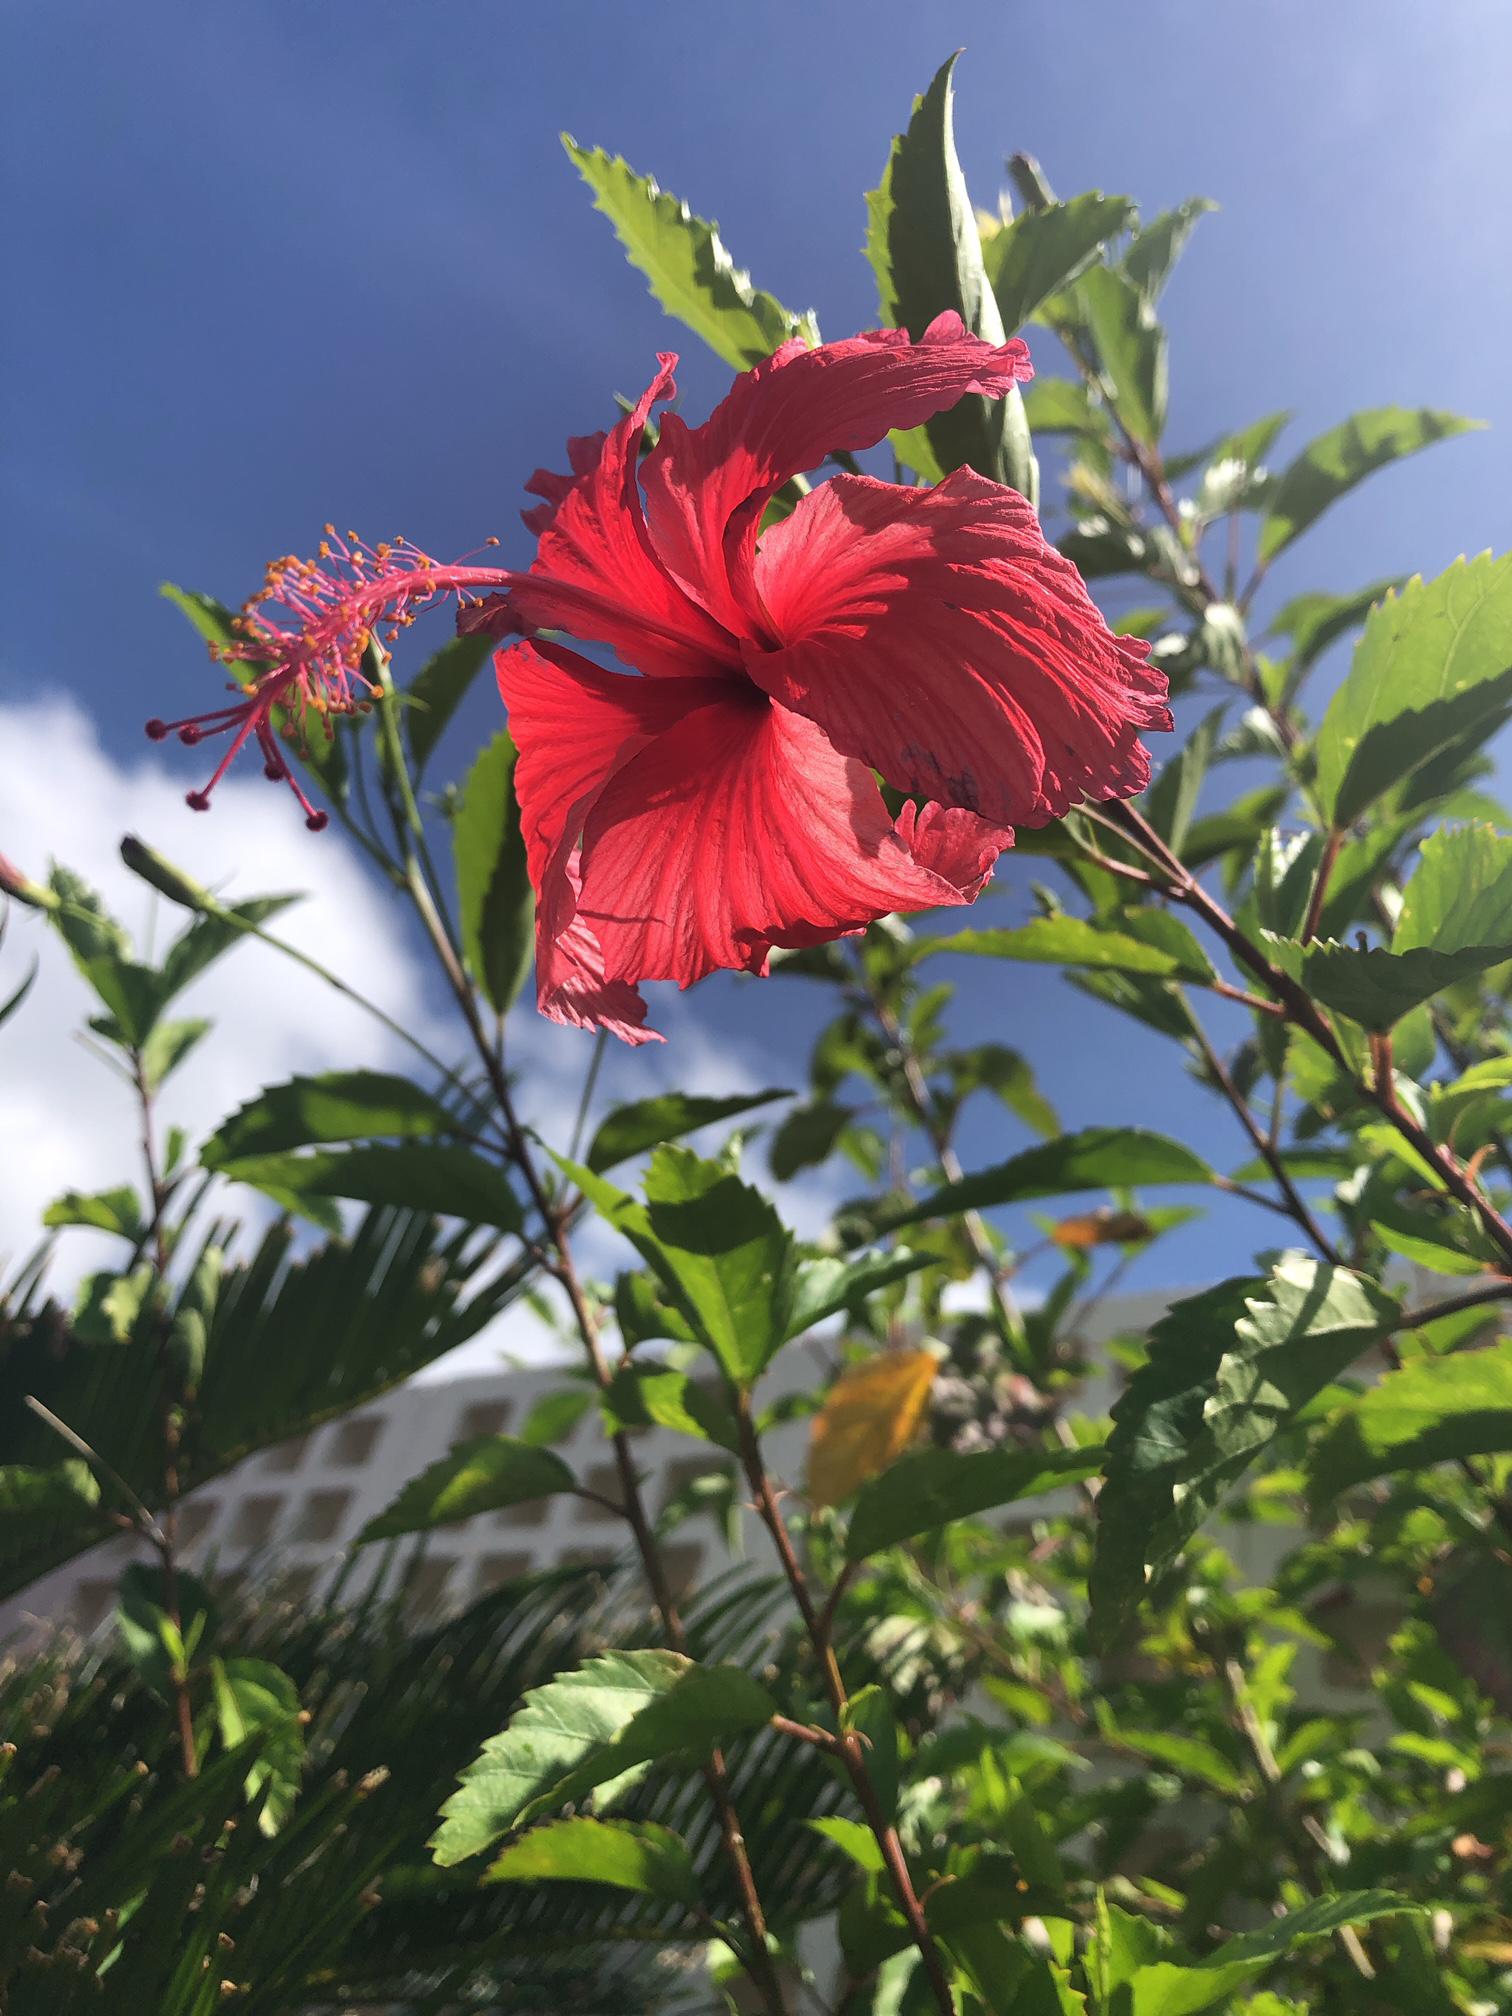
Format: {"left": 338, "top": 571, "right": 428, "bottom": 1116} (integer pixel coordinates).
{"left": 144, "top": 718, "right": 168, "bottom": 741}
{"left": 186, "top": 791, "right": 211, "bottom": 812}
{"left": 305, "top": 811, "right": 329, "bottom": 833}
{"left": 179, "top": 725, "right": 203, "bottom": 746}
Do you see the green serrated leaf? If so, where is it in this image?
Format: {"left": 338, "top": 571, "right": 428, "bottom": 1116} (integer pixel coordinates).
{"left": 140, "top": 1016, "right": 210, "bottom": 1092}
{"left": 1022, "top": 376, "right": 1102, "bottom": 435}
{"left": 1123, "top": 197, "right": 1216, "bottom": 301}
{"left": 946, "top": 1043, "right": 1060, "bottom": 1138}
{"left": 564, "top": 1148, "right": 795, "bottom": 1386}
{"left": 155, "top": 895, "right": 301, "bottom": 1004}
{"left": 358, "top": 1433, "right": 573, "bottom": 1543}
{"left": 1267, "top": 578, "right": 1404, "bottom": 675}
{"left": 984, "top": 191, "right": 1135, "bottom": 332}
{"left": 1303, "top": 939, "right": 1512, "bottom": 1034}
{"left": 586, "top": 1087, "right": 790, "bottom": 1175}
{"left": 0, "top": 1459, "right": 102, "bottom": 1529}
{"left": 486, "top": 1815, "right": 700, "bottom": 1904}
{"left": 1079, "top": 263, "right": 1167, "bottom": 444}
{"left": 886, "top": 1127, "right": 1213, "bottom": 1229}
{"left": 432, "top": 1647, "right": 775, "bottom": 1865}
{"left": 564, "top": 136, "right": 815, "bottom": 369}
{"left": 1310, "top": 1339, "right": 1512, "bottom": 1498}
{"left": 1302, "top": 825, "right": 1512, "bottom": 1029}
{"left": 117, "top": 1562, "right": 216, "bottom": 1699}
{"left": 517, "top": 1386, "right": 595, "bottom": 1447}
{"left": 1258, "top": 408, "right": 1482, "bottom": 567}
{"left": 1127, "top": 1891, "right": 1419, "bottom": 2013}
{"left": 202, "top": 1070, "right": 455, "bottom": 1166}
{"left": 46, "top": 865, "right": 162, "bottom": 1045}
{"left": 769, "top": 1098, "right": 855, "bottom": 1181}
{"left": 73, "top": 1263, "right": 157, "bottom": 1345}
{"left": 454, "top": 730, "right": 534, "bottom": 1015}
{"left": 1091, "top": 1261, "right": 1398, "bottom": 1645}
{"left": 922, "top": 912, "right": 1214, "bottom": 984}
{"left": 212, "top": 1655, "right": 305, "bottom": 1835}
{"left": 865, "top": 54, "right": 1034, "bottom": 496}
{"left": 1144, "top": 706, "right": 1223, "bottom": 857}
{"left": 785, "top": 1248, "right": 937, "bottom": 1339}
{"left": 212, "top": 1143, "right": 522, "bottom": 1233}
{"left": 43, "top": 1185, "right": 144, "bottom": 1241}
{"left": 1315, "top": 553, "right": 1512, "bottom": 825}
{"left": 601, "top": 1364, "right": 739, "bottom": 1452}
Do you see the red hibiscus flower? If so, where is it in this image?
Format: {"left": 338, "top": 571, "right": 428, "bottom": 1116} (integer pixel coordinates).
{"left": 489, "top": 314, "right": 1170, "bottom": 1043}
{"left": 149, "top": 314, "right": 1168, "bottom": 1045}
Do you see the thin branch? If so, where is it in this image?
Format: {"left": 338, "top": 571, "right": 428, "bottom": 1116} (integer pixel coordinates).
{"left": 1188, "top": 1015, "right": 1341, "bottom": 1265}
{"left": 733, "top": 1398, "right": 957, "bottom": 2016}
{"left": 396, "top": 845, "right": 788, "bottom": 2016}
{"left": 1106, "top": 803, "right": 1512, "bottom": 1272}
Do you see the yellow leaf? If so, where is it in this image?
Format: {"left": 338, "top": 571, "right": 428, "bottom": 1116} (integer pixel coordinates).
{"left": 807, "top": 1351, "right": 937, "bottom": 1508}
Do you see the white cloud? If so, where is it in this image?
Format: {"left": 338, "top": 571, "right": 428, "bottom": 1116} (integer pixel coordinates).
{"left": 0, "top": 695, "right": 444, "bottom": 1285}
{"left": 0, "top": 697, "right": 823, "bottom": 1379}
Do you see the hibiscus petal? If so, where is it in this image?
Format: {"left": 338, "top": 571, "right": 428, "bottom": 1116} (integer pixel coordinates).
{"left": 639, "top": 312, "right": 1032, "bottom": 638}
{"left": 574, "top": 691, "right": 1011, "bottom": 995}
{"left": 508, "top": 356, "right": 737, "bottom": 679}
{"left": 496, "top": 638, "right": 732, "bottom": 1038}
{"left": 745, "top": 468, "right": 1172, "bottom": 828}
{"left": 537, "top": 858, "right": 663, "bottom": 1047}
{"left": 521, "top": 430, "right": 608, "bottom": 536}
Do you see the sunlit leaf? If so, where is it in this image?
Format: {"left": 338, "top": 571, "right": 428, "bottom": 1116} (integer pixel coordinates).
{"left": 1127, "top": 1892, "right": 1420, "bottom": 2013}
{"left": 212, "top": 1655, "right": 305, "bottom": 1835}
{"left": 432, "top": 1648, "right": 776, "bottom": 1865}
{"left": 923, "top": 911, "right": 1214, "bottom": 984}
{"left": 1123, "top": 196, "right": 1216, "bottom": 301}
{"left": 214, "top": 1143, "right": 522, "bottom": 1233}
{"left": 1258, "top": 407, "right": 1481, "bottom": 565}
{"left": 358, "top": 1434, "right": 573, "bottom": 1542}
{"left": 1310, "top": 1339, "right": 1512, "bottom": 1498}
{"left": 601, "top": 1364, "right": 739, "bottom": 1452}
{"left": 486, "top": 1816, "right": 699, "bottom": 1904}
{"left": 785, "top": 1248, "right": 937, "bottom": 1338}
{"left": 888, "top": 1127, "right": 1213, "bottom": 1229}
{"left": 587, "top": 1087, "right": 789, "bottom": 1174}
{"left": 564, "top": 137, "right": 817, "bottom": 369}
{"left": 1079, "top": 263, "right": 1167, "bottom": 443}
{"left": 1315, "top": 554, "right": 1512, "bottom": 826}
{"left": 984, "top": 191, "right": 1134, "bottom": 331}
{"left": 865, "top": 54, "right": 1034, "bottom": 496}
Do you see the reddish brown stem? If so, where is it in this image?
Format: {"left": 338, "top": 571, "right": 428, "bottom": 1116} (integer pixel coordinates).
{"left": 1106, "top": 804, "right": 1512, "bottom": 1273}
{"left": 1300, "top": 828, "right": 1344, "bottom": 947}
{"left": 1190, "top": 1020, "right": 1341, "bottom": 1266}
{"left": 733, "top": 1400, "right": 957, "bottom": 2016}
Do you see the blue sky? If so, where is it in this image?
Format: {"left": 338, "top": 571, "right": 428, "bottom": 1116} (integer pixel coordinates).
{"left": 4, "top": 1, "right": 1509, "bottom": 1296}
